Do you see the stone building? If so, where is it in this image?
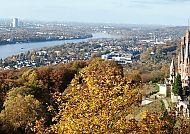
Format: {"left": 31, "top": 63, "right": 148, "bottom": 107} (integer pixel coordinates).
{"left": 168, "top": 30, "right": 190, "bottom": 117}
{"left": 178, "top": 30, "right": 190, "bottom": 87}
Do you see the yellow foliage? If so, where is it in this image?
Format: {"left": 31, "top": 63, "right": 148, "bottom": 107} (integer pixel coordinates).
{"left": 46, "top": 60, "right": 140, "bottom": 133}
{"left": 34, "top": 59, "right": 188, "bottom": 134}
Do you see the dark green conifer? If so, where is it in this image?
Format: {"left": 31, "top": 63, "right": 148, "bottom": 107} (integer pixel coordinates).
{"left": 172, "top": 74, "right": 182, "bottom": 96}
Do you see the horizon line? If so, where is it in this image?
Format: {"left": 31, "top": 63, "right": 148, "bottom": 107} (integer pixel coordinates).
{"left": 0, "top": 17, "right": 189, "bottom": 27}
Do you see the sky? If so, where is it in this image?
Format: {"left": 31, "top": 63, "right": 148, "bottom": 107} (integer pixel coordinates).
{"left": 1, "top": 0, "right": 190, "bottom": 25}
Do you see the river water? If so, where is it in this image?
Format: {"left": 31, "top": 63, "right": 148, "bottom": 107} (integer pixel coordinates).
{"left": 0, "top": 33, "right": 115, "bottom": 59}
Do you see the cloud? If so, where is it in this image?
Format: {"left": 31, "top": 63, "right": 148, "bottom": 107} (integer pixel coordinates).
{"left": 159, "top": 0, "right": 190, "bottom": 1}
{"left": 130, "top": 0, "right": 190, "bottom": 5}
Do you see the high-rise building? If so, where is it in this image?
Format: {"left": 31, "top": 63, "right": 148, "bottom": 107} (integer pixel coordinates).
{"left": 12, "top": 18, "right": 19, "bottom": 28}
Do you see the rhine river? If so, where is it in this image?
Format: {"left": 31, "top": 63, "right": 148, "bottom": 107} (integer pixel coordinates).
{"left": 0, "top": 33, "right": 115, "bottom": 59}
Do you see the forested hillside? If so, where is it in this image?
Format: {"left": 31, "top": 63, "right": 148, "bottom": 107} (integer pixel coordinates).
{"left": 0, "top": 59, "right": 188, "bottom": 133}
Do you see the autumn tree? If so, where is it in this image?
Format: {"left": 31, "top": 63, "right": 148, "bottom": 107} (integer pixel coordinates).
{"left": 161, "top": 63, "right": 170, "bottom": 78}
{"left": 37, "top": 59, "right": 142, "bottom": 133}
{"left": 22, "top": 69, "right": 43, "bottom": 89}
{"left": 33, "top": 59, "right": 188, "bottom": 134}
{"left": 126, "top": 70, "right": 142, "bottom": 84}
{"left": 150, "top": 70, "right": 164, "bottom": 83}
{"left": 136, "top": 111, "right": 176, "bottom": 134}
{"left": 140, "top": 48, "right": 152, "bottom": 61}
{"left": 50, "top": 66, "right": 76, "bottom": 92}
{"left": 0, "top": 94, "right": 44, "bottom": 133}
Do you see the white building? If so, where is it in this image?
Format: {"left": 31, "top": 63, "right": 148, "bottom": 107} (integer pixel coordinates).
{"left": 12, "top": 18, "right": 19, "bottom": 28}
{"left": 159, "top": 84, "right": 167, "bottom": 97}
{"left": 101, "top": 52, "right": 132, "bottom": 65}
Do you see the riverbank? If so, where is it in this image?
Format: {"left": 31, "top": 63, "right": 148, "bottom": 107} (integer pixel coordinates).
{"left": 0, "top": 34, "right": 93, "bottom": 46}
{"left": 0, "top": 33, "right": 115, "bottom": 59}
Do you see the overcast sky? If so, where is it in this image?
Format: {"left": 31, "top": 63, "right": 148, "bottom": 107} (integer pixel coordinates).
{"left": 1, "top": 0, "right": 190, "bottom": 25}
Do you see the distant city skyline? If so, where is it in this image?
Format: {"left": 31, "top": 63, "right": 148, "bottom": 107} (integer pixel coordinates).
{"left": 1, "top": 0, "right": 190, "bottom": 26}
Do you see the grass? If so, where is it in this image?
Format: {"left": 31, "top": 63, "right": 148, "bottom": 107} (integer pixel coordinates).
{"left": 132, "top": 99, "right": 163, "bottom": 121}
{"left": 166, "top": 97, "right": 176, "bottom": 111}
{"left": 154, "top": 84, "right": 159, "bottom": 92}
{"left": 139, "top": 83, "right": 159, "bottom": 97}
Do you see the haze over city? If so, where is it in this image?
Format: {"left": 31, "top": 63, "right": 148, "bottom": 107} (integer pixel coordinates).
{"left": 1, "top": 0, "right": 190, "bottom": 25}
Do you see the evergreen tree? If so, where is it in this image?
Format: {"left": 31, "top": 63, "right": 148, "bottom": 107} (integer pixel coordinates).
{"left": 172, "top": 74, "right": 182, "bottom": 96}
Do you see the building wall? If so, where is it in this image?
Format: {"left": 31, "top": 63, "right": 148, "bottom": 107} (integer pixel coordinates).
{"left": 12, "top": 18, "right": 18, "bottom": 28}
{"left": 159, "top": 84, "right": 167, "bottom": 97}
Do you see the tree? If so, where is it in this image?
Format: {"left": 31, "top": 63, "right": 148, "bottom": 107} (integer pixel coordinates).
{"left": 39, "top": 59, "right": 141, "bottom": 133}
{"left": 0, "top": 94, "right": 44, "bottom": 133}
{"left": 50, "top": 66, "right": 76, "bottom": 92}
{"left": 127, "top": 70, "right": 142, "bottom": 84}
{"left": 31, "top": 55, "right": 37, "bottom": 61}
{"left": 35, "top": 66, "right": 53, "bottom": 92}
{"left": 22, "top": 69, "right": 43, "bottom": 89}
{"left": 172, "top": 74, "right": 182, "bottom": 96}
{"left": 161, "top": 63, "right": 170, "bottom": 78}
{"left": 140, "top": 48, "right": 152, "bottom": 61}
{"left": 150, "top": 70, "right": 164, "bottom": 83}
{"left": 33, "top": 59, "right": 189, "bottom": 134}
{"left": 5, "top": 87, "right": 35, "bottom": 101}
